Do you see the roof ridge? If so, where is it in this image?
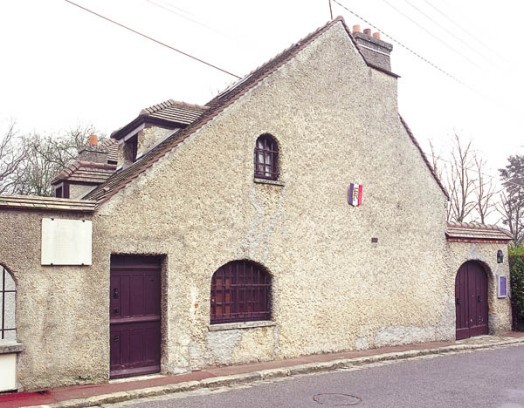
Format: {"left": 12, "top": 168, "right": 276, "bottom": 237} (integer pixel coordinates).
{"left": 86, "top": 17, "right": 399, "bottom": 204}
{"left": 447, "top": 221, "right": 505, "bottom": 231}
{"left": 210, "top": 17, "right": 345, "bottom": 105}
{"left": 140, "top": 99, "right": 176, "bottom": 115}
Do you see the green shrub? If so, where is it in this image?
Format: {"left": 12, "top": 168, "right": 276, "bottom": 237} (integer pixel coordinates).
{"left": 510, "top": 254, "right": 524, "bottom": 330}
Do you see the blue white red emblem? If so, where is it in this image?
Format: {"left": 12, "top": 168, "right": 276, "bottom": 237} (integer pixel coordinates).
{"left": 348, "top": 183, "right": 363, "bottom": 207}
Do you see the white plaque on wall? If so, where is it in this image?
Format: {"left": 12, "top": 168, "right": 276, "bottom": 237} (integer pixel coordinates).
{"left": 41, "top": 218, "right": 92, "bottom": 265}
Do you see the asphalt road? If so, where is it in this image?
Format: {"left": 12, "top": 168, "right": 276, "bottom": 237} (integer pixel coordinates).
{"left": 109, "top": 344, "right": 524, "bottom": 408}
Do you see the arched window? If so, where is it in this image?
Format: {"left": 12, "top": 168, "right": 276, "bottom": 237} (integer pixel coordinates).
{"left": 0, "top": 266, "right": 16, "bottom": 341}
{"left": 254, "top": 134, "right": 279, "bottom": 180}
{"left": 210, "top": 260, "right": 271, "bottom": 324}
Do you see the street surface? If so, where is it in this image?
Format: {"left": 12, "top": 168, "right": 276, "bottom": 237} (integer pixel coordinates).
{"left": 106, "top": 344, "right": 524, "bottom": 408}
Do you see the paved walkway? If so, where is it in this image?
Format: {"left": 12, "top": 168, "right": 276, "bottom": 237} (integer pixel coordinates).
{"left": 2, "top": 332, "right": 524, "bottom": 408}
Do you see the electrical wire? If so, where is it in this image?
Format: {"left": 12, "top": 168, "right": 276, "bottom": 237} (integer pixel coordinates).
{"left": 144, "top": 0, "right": 227, "bottom": 38}
{"left": 379, "top": 0, "right": 481, "bottom": 69}
{"left": 401, "top": 0, "right": 497, "bottom": 65}
{"left": 63, "top": 0, "right": 242, "bottom": 79}
{"left": 331, "top": 0, "right": 472, "bottom": 88}
{"left": 421, "top": 0, "right": 507, "bottom": 62}
{"left": 331, "top": 0, "right": 524, "bottom": 118}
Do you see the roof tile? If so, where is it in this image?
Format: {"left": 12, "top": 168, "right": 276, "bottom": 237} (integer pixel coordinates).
{"left": 446, "top": 221, "right": 512, "bottom": 242}
{"left": 0, "top": 195, "right": 96, "bottom": 212}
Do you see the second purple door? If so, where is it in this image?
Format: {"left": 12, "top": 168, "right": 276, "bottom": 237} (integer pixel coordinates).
{"left": 455, "top": 261, "right": 489, "bottom": 340}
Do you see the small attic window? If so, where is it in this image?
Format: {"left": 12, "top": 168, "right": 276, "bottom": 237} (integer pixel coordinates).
{"left": 254, "top": 134, "right": 279, "bottom": 180}
{"left": 54, "top": 183, "right": 69, "bottom": 199}
{"left": 124, "top": 135, "right": 138, "bottom": 164}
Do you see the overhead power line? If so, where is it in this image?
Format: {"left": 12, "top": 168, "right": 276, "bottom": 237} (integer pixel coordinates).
{"left": 401, "top": 0, "right": 497, "bottom": 65}
{"left": 421, "top": 0, "right": 507, "bottom": 62}
{"left": 144, "top": 0, "right": 226, "bottom": 38}
{"left": 378, "top": 0, "right": 481, "bottom": 69}
{"left": 331, "top": 0, "right": 524, "bottom": 118}
{"left": 331, "top": 0, "right": 472, "bottom": 89}
{"left": 63, "top": 0, "right": 241, "bottom": 79}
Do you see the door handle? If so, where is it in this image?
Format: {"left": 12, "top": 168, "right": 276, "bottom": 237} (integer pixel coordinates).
{"left": 112, "top": 336, "right": 120, "bottom": 342}
{"left": 113, "top": 288, "right": 119, "bottom": 299}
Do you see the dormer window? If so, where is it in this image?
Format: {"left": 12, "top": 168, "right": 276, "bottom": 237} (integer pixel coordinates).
{"left": 254, "top": 134, "right": 278, "bottom": 180}
{"left": 122, "top": 135, "right": 138, "bottom": 168}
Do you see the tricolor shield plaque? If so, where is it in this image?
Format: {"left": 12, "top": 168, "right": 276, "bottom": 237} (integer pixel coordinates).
{"left": 348, "top": 183, "right": 363, "bottom": 207}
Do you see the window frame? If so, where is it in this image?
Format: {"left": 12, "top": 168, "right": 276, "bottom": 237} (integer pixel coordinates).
{"left": 210, "top": 261, "right": 271, "bottom": 324}
{"left": 0, "top": 266, "right": 16, "bottom": 342}
{"left": 254, "top": 134, "right": 279, "bottom": 180}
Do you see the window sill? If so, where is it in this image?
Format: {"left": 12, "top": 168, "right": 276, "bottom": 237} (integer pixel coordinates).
{"left": 0, "top": 342, "right": 23, "bottom": 354}
{"left": 254, "top": 178, "right": 285, "bottom": 187}
{"left": 208, "top": 321, "right": 276, "bottom": 332}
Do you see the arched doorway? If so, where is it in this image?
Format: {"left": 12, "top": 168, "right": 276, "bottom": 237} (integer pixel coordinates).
{"left": 455, "top": 261, "right": 489, "bottom": 340}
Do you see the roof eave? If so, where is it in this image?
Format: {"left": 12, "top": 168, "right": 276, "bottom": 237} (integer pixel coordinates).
{"left": 111, "top": 116, "right": 184, "bottom": 140}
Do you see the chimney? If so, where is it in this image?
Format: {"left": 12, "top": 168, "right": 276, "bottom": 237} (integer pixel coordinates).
{"left": 352, "top": 26, "right": 393, "bottom": 72}
{"left": 88, "top": 134, "right": 98, "bottom": 146}
{"left": 78, "top": 134, "right": 109, "bottom": 163}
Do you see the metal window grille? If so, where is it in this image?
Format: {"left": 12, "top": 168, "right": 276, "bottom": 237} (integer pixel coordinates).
{"left": 254, "top": 135, "right": 278, "bottom": 180}
{"left": 210, "top": 261, "right": 271, "bottom": 324}
{"left": 0, "top": 266, "right": 16, "bottom": 341}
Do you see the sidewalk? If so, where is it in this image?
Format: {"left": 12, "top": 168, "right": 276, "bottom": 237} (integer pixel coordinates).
{"left": 2, "top": 332, "right": 524, "bottom": 408}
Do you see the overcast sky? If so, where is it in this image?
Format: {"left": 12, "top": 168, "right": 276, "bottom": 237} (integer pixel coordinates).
{"left": 1, "top": 0, "right": 523, "bottom": 179}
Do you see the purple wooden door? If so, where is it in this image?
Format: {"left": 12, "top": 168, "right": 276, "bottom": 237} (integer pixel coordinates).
{"left": 110, "top": 255, "right": 161, "bottom": 378}
{"left": 455, "top": 262, "right": 488, "bottom": 340}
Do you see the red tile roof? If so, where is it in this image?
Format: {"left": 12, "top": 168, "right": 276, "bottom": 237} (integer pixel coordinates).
{"left": 99, "top": 138, "right": 118, "bottom": 163}
{"left": 446, "top": 222, "right": 512, "bottom": 243}
{"left": 52, "top": 161, "right": 117, "bottom": 185}
{"left": 83, "top": 17, "right": 411, "bottom": 204}
{"left": 0, "top": 195, "right": 96, "bottom": 212}
{"left": 140, "top": 99, "right": 208, "bottom": 125}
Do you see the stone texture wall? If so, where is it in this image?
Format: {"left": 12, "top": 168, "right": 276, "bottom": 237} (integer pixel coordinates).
{"left": 69, "top": 183, "right": 96, "bottom": 200}
{"left": 94, "top": 22, "right": 451, "bottom": 373}
{"left": 446, "top": 241, "right": 512, "bottom": 334}
{"left": 0, "top": 210, "right": 106, "bottom": 390}
{"left": 0, "top": 21, "right": 511, "bottom": 390}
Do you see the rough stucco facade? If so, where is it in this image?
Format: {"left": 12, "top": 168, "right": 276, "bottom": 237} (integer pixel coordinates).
{"left": 0, "top": 18, "right": 512, "bottom": 390}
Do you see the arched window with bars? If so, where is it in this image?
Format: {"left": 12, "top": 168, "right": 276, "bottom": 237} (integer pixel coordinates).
{"left": 254, "top": 134, "right": 279, "bottom": 180}
{"left": 210, "top": 260, "right": 271, "bottom": 324}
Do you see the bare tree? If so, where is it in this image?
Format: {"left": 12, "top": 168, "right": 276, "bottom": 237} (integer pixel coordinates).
{"left": 446, "top": 133, "right": 476, "bottom": 222}
{"left": 499, "top": 155, "right": 524, "bottom": 244}
{"left": 0, "top": 124, "right": 102, "bottom": 197}
{"left": 473, "top": 155, "right": 497, "bottom": 224}
{"left": 0, "top": 123, "right": 27, "bottom": 194}
{"left": 429, "top": 133, "right": 496, "bottom": 224}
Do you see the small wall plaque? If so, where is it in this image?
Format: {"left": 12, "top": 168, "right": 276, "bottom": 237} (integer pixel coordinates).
{"left": 41, "top": 218, "right": 92, "bottom": 265}
{"left": 348, "top": 183, "right": 363, "bottom": 207}
{"left": 498, "top": 275, "right": 507, "bottom": 298}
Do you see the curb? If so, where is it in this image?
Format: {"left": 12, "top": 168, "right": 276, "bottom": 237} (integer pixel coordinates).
{"left": 38, "top": 337, "right": 524, "bottom": 408}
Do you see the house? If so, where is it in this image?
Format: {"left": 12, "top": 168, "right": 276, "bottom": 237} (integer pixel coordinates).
{"left": 0, "top": 17, "right": 512, "bottom": 391}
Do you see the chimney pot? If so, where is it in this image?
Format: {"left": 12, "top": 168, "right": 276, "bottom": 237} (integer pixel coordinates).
{"left": 373, "top": 32, "right": 381, "bottom": 40}
{"left": 88, "top": 134, "right": 98, "bottom": 146}
{"left": 363, "top": 28, "right": 372, "bottom": 35}
{"left": 352, "top": 24, "right": 361, "bottom": 33}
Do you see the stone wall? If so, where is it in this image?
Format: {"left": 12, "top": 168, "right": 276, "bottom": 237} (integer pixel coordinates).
{"left": 446, "top": 241, "right": 511, "bottom": 334}
{"left": 0, "top": 210, "right": 106, "bottom": 390}
{"left": 94, "top": 22, "right": 450, "bottom": 373}
{"left": 0, "top": 21, "right": 511, "bottom": 390}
